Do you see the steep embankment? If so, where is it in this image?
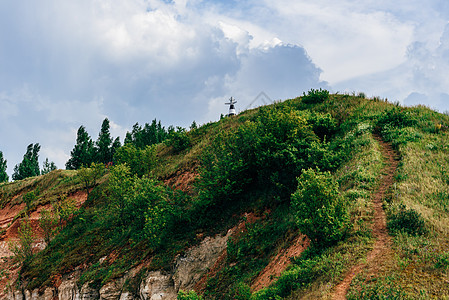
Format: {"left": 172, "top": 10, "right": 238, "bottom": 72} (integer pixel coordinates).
{"left": 2, "top": 93, "right": 449, "bottom": 299}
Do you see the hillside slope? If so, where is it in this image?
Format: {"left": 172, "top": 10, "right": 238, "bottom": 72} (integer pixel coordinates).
{"left": 1, "top": 92, "right": 449, "bottom": 299}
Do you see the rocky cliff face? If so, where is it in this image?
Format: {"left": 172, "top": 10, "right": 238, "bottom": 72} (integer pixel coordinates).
{"left": 6, "top": 231, "right": 230, "bottom": 300}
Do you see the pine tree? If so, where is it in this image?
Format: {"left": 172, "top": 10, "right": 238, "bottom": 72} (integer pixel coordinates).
{"left": 12, "top": 144, "right": 41, "bottom": 180}
{"left": 0, "top": 151, "right": 8, "bottom": 183}
{"left": 66, "top": 126, "right": 95, "bottom": 170}
{"left": 111, "top": 137, "right": 121, "bottom": 162}
{"left": 96, "top": 118, "right": 113, "bottom": 164}
{"left": 41, "top": 158, "right": 57, "bottom": 175}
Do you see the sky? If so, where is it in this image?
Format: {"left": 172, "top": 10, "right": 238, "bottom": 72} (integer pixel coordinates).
{"left": 1, "top": 0, "right": 449, "bottom": 177}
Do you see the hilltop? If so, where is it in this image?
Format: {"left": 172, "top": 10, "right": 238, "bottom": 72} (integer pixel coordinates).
{"left": 1, "top": 91, "right": 449, "bottom": 299}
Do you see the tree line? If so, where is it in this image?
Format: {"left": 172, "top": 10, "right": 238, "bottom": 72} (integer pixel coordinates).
{"left": 0, "top": 117, "right": 176, "bottom": 183}
{"left": 0, "top": 144, "right": 57, "bottom": 182}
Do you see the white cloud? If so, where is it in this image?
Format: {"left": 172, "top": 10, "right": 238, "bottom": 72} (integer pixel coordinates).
{"left": 1, "top": 0, "right": 449, "bottom": 178}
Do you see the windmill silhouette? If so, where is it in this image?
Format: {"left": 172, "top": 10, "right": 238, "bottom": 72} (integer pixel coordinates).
{"left": 225, "top": 97, "right": 237, "bottom": 116}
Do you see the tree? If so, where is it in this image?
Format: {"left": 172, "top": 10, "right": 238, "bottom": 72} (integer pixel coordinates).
{"left": 8, "top": 217, "right": 34, "bottom": 263}
{"left": 0, "top": 151, "right": 8, "bottom": 183}
{"left": 41, "top": 158, "right": 57, "bottom": 175}
{"left": 96, "top": 118, "right": 113, "bottom": 164}
{"left": 78, "top": 162, "right": 105, "bottom": 196}
{"left": 291, "top": 168, "right": 348, "bottom": 248}
{"left": 39, "top": 208, "right": 58, "bottom": 244}
{"left": 12, "top": 143, "right": 41, "bottom": 181}
{"left": 66, "top": 126, "right": 95, "bottom": 170}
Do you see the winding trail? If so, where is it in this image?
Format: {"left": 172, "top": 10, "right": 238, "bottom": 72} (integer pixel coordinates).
{"left": 332, "top": 134, "right": 399, "bottom": 299}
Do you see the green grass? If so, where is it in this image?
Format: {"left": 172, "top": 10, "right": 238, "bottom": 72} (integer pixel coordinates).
{"left": 4, "top": 94, "right": 449, "bottom": 299}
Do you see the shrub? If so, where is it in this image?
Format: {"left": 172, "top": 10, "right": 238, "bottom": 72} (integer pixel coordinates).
{"left": 114, "top": 144, "right": 158, "bottom": 177}
{"left": 167, "top": 127, "right": 191, "bottom": 153}
{"left": 107, "top": 164, "right": 172, "bottom": 245}
{"left": 302, "top": 88, "right": 330, "bottom": 104}
{"left": 376, "top": 107, "right": 416, "bottom": 130}
{"left": 308, "top": 113, "right": 337, "bottom": 140}
{"left": 291, "top": 168, "right": 349, "bottom": 247}
{"left": 178, "top": 290, "right": 204, "bottom": 300}
{"left": 387, "top": 204, "right": 427, "bottom": 236}
{"left": 8, "top": 217, "right": 34, "bottom": 263}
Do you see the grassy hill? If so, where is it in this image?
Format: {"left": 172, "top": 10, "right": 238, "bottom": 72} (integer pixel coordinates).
{"left": 1, "top": 91, "right": 449, "bottom": 299}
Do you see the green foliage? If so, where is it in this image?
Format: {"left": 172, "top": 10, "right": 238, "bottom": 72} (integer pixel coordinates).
{"left": 308, "top": 113, "right": 337, "bottom": 140}
{"left": 291, "top": 168, "right": 348, "bottom": 248}
{"left": 23, "top": 190, "right": 38, "bottom": 215}
{"left": 13, "top": 143, "right": 41, "bottom": 180}
{"left": 96, "top": 118, "right": 115, "bottom": 164}
{"left": 230, "top": 282, "right": 252, "bottom": 300}
{"left": 387, "top": 204, "right": 427, "bottom": 236}
{"left": 78, "top": 162, "right": 105, "bottom": 195}
{"left": 253, "top": 250, "right": 346, "bottom": 299}
{"left": 113, "top": 144, "right": 158, "bottom": 177}
{"left": 54, "top": 196, "right": 77, "bottom": 228}
{"left": 106, "top": 164, "right": 172, "bottom": 246}
{"left": 8, "top": 217, "right": 34, "bottom": 263}
{"left": 0, "top": 150, "right": 8, "bottom": 182}
{"left": 67, "top": 119, "right": 121, "bottom": 170}
{"left": 124, "top": 119, "right": 168, "bottom": 148}
{"left": 302, "top": 88, "right": 330, "bottom": 104}
{"left": 39, "top": 208, "right": 58, "bottom": 244}
{"left": 347, "top": 276, "right": 407, "bottom": 300}
{"left": 41, "top": 158, "right": 57, "bottom": 175}
{"left": 66, "top": 125, "right": 95, "bottom": 170}
{"left": 377, "top": 106, "right": 416, "bottom": 130}
{"left": 167, "top": 127, "right": 191, "bottom": 153}
{"left": 178, "top": 290, "right": 204, "bottom": 300}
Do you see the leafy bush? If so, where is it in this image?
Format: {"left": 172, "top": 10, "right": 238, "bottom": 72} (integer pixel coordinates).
{"left": 302, "top": 88, "right": 330, "bottom": 104}
{"left": 106, "top": 164, "right": 172, "bottom": 245}
{"left": 114, "top": 144, "right": 158, "bottom": 177}
{"left": 387, "top": 204, "right": 427, "bottom": 236}
{"left": 376, "top": 107, "right": 416, "bottom": 130}
{"left": 291, "top": 168, "right": 349, "bottom": 247}
{"left": 167, "top": 127, "right": 191, "bottom": 153}
{"left": 308, "top": 113, "right": 337, "bottom": 140}
{"left": 8, "top": 217, "right": 34, "bottom": 263}
{"left": 178, "top": 290, "right": 204, "bottom": 300}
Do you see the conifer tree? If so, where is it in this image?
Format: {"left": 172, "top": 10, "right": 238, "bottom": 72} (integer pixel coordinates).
{"left": 41, "top": 158, "right": 57, "bottom": 175}
{"left": 96, "top": 118, "right": 113, "bottom": 164}
{"left": 12, "top": 144, "right": 40, "bottom": 180}
{"left": 66, "top": 126, "right": 95, "bottom": 170}
{"left": 0, "top": 151, "right": 8, "bottom": 183}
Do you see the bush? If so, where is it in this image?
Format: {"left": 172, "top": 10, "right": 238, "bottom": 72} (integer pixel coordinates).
{"left": 107, "top": 164, "right": 172, "bottom": 245}
{"left": 178, "top": 290, "right": 204, "bottom": 300}
{"left": 114, "top": 144, "right": 158, "bottom": 177}
{"left": 167, "top": 127, "right": 191, "bottom": 153}
{"left": 376, "top": 107, "right": 416, "bottom": 130}
{"left": 302, "top": 88, "right": 330, "bottom": 104}
{"left": 387, "top": 204, "right": 427, "bottom": 236}
{"left": 291, "top": 168, "right": 349, "bottom": 247}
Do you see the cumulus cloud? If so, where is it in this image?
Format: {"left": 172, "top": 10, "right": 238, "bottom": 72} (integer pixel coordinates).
{"left": 334, "top": 21, "right": 449, "bottom": 113}
{"left": 2, "top": 0, "right": 448, "bottom": 177}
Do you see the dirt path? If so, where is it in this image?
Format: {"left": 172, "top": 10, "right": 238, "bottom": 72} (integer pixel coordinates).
{"left": 332, "top": 134, "right": 399, "bottom": 299}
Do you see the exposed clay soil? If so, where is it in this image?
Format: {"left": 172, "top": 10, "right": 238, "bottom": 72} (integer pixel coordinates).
{"left": 0, "top": 190, "right": 88, "bottom": 298}
{"left": 251, "top": 233, "right": 310, "bottom": 292}
{"left": 193, "top": 212, "right": 262, "bottom": 293}
{"left": 164, "top": 170, "right": 198, "bottom": 194}
{"left": 332, "top": 135, "right": 399, "bottom": 299}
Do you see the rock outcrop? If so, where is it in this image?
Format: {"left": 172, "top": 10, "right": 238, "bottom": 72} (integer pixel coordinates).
{"left": 6, "top": 232, "right": 230, "bottom": 300}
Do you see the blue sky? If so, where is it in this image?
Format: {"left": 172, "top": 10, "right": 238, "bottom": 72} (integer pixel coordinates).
{"left": 1, "top": 0, "right": 448, "bottom": 177}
